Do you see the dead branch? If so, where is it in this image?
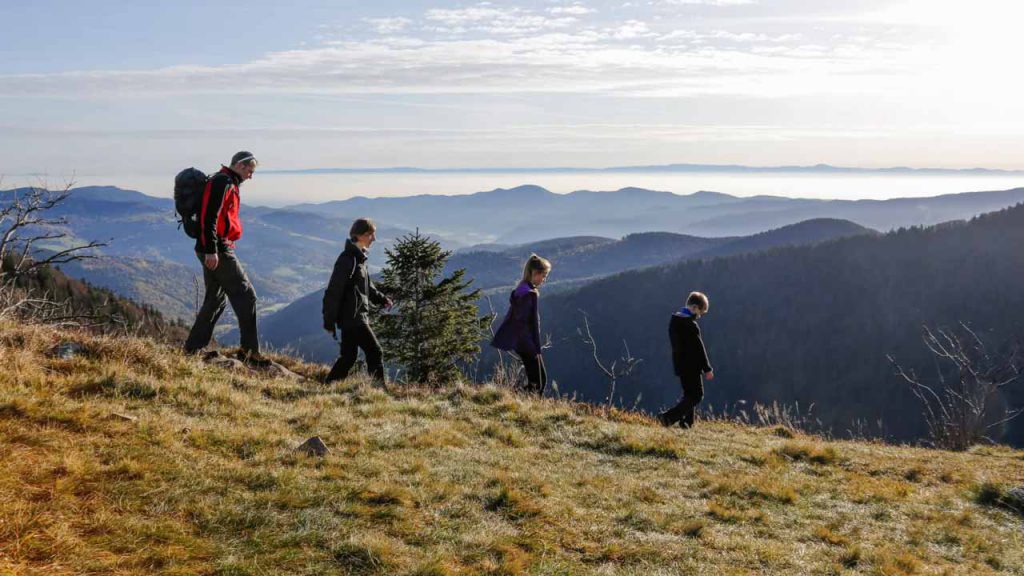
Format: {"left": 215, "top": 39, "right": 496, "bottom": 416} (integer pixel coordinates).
{"left": 889, "top": 324, "right": 1022, "bottom": 450}
{"left": 578, "top": 310, "right": 641, "bottom": 410}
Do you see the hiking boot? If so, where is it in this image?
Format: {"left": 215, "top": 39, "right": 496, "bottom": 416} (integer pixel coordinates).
{"left": 201, "top": 350, "right": 222, "bottom": 361}
{"left": 657, "top": 412, "right": 674, "bottom": 427}
{"left": 245, "top": 353, "right": 274, "bottom": 369}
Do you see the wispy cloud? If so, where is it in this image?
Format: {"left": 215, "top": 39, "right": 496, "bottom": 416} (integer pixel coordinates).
{"left": 364, "top": 17, "right": 413, "bottom": 34}
{"left": 424, "top": 4, "right": 579, "bottom": 35}
{"left": 655, "top": 0, "right": 757, "bottom": 5}
{"left": 0, "top": 32, "right": 905, "bottom": 99}
{"left": 549, "top": 4, "right": 595, "bottom": 16}
{"left": 0, "top": 2, "right": 917, "bottom": 101}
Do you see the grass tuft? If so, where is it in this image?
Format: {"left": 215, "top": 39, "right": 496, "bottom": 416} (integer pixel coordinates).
{"left": 771, "top": 425, "right": 796, "bottom": 438}
{"left": 582, "top": 428, "right": 685, "bottom": 460}
{"left": 332, "top": 538, "right": 399, "bottom": 574}
{"left": 972, "top": 481, "right": 1024, "bottom": 516}
{"left": 774, "top": 441, "right": 840, "bottom": 465}
{"left": 707, "top": 500, "right": 764, "bottom": 524}
{"left": 485, "top": 485, "right": 543, "bottom": 520}
{"left": 813, "top": 525, "right": 849, "bottom": 546}
{"left": 675, "top": 518, "right": 706, "bottom": 538}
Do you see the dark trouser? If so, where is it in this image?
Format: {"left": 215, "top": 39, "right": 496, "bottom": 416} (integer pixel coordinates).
{"left": 662, "top": 373, "right": 704, "bottom": 428}
{"left": 327, "top": 322, "right": 384, "bottom": 383}
{"left": 184, "top": 249, "right": 259, "bottom": 355}
{"left": 516, "top": 347, "right": 547, "bottom": 396}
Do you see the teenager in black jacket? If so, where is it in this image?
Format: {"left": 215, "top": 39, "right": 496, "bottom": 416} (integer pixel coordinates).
{"left": 322, "top": 218, "right": 392, "bottom": 382}
{"left": 659, "top": 291, "right": 714, "bottom": 429}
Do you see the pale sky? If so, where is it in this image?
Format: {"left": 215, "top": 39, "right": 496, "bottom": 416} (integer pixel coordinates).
{"left": 2, "top": 0, "right": 1024, "bottom": 182}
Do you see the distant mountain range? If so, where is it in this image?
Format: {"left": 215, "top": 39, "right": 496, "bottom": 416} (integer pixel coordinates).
{"left": 6, "top": 182, "right": 1024, "bottom": 327}
{"left": 268, "top": 162, "right": 1024, "bottom": 175}
{"left": 246, "top": 218, "right": 876, "bottom": 363}
{"left": 446, "top": 219, "right": 874, "bottom": 293}
{"left": 287, "top": 184, "right": 1024, "bottom": 243}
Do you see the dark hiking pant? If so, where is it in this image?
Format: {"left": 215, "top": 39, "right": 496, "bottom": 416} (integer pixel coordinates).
{"left": 327, "top": 322, "right": 384, "bottom": 383}
{"left": 184, "top": 249, "right": 259, "bottom": 355}
{"left": 662, "top": 373, "right": 704, "bottom": 428}
{"left": 517, "top": 347, "right": 547, "bottom": 396}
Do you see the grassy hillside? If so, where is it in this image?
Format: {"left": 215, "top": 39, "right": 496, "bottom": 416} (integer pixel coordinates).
{"left": 1, "top": 321, "right": 1022, "bottom": 575}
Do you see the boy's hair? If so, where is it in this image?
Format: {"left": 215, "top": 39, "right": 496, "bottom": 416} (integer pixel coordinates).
{"left": 521, "top": 253, "right": 552, "bottom": 284}
{"left": 687, "top": 291, "right": 709, "bottom": 313}
{"left": 349, "top": 218, "right": 377, "bottom": 240}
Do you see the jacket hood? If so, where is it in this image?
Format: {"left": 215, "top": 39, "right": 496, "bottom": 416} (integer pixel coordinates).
{"left": 344, "top": 238, "right": 368, "bottom": 263}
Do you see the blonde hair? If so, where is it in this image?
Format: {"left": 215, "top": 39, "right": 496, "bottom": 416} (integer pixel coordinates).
{"left": 521, "top": 253, "right": 552, "bottom": 284}
{"left": 687, "top": 291, "right": 709, "bottom": 313}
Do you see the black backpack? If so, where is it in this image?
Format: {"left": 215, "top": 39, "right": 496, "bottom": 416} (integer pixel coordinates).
{"left": 174, "top": 167, "right": 209, "bottom": 239}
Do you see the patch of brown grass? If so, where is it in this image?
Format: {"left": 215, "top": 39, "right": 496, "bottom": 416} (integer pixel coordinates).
{"left": 775, "top": 441, "right": 840, "bottom": 465}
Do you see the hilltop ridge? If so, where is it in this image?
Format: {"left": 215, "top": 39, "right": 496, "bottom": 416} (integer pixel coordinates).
{"left": 1, "top": 320, "right": 1021, "bottom": 575}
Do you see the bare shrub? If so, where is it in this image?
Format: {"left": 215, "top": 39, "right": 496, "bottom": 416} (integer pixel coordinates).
{"left": 577, "top": 310, "right": 641, "bottom": 410}
{"left": 888, "top": 324, "right": 1021, "bottom": 451}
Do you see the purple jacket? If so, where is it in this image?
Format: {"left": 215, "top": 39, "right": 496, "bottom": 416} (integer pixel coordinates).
{"left": 490, "top": 280, "right": 541, "bottom": 356}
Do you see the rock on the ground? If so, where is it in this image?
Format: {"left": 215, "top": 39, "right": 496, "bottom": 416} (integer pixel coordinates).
{"left": 53, "top": 342, "right": 84, "bottom": 360}
{"left": 296, "top": 436, "right": 330, "bottom": 457}
{"left": 205, "top": 356, "right": 247, "bottom": 371}
{"left": 261, "top": 360, "right": 305, "bottom": 381}
{"left": 110, "top": 412, "right": 138, "bottom": 422}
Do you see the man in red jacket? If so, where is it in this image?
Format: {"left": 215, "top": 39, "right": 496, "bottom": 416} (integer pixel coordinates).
{"left": 184, "top": 151, "right": 261, "bottom": 358}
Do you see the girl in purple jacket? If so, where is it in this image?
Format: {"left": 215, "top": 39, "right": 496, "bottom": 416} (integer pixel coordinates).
{"left": 491, "top": 254, "right": 551, "bottom": 395}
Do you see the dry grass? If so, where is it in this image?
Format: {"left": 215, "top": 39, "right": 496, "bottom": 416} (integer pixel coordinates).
{"left": 1, "top": 320, "right": 1023, "bottom": 575}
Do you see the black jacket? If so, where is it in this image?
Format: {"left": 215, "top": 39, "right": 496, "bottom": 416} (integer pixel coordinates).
{"left": 669, "top": 313, "right": 712, "bottom": 376}
{"left": 323, "top": 239, "right": 388, "bottom": 330}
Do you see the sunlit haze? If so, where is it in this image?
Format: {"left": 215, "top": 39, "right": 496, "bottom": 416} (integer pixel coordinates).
{"left": 3, "top": 0, "right": 1024, "bottom": 202}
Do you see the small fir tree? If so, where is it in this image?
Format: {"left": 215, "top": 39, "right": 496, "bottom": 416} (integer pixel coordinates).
{"left": 375, "top": 230, "right": 490, "bottom": 385}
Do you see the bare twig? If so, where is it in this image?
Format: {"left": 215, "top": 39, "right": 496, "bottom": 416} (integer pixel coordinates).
{"left": 0, "top": 182, "right": 107, "bottom": 279}
{"left": 889, "top": 324, "right": 1022, "bottom": 450}
{"left": 578, "top": 310, "right": 641, "bottom": 410}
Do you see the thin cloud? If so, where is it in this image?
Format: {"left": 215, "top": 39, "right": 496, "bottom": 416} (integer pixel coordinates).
{"left": 655, "top": 0, "right": 757, "bottom": 5}
{"left": 424, "top": 4, "right": 579, "bottom": 35}
{"left": 549, "top": 4, "right": 595, "bottom": 15}
{"left": 0, "top": 1, "right": 998, "bottom": 113}
{"left": 364, "top": 17, "right": 413, "bottom": 34}
{"left": 0, "top": 28, "right": 917, "bottom": 100}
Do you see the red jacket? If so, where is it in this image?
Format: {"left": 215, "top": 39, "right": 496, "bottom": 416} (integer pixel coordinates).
{"left": 197, "top": 166, "right": 244, "bottom": 254}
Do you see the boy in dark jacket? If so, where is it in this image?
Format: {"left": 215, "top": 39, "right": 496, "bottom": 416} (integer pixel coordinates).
{"left": 659, "top": 291, "right": 714, "bottom": 429}
{"left": 322, "top": 218, "right": 392, "bottom": 382}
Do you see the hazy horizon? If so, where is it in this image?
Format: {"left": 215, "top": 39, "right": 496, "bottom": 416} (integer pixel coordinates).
{"left": 21, "top": 170, "right": 1022, "bottom": 208}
